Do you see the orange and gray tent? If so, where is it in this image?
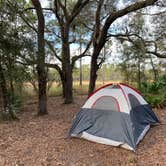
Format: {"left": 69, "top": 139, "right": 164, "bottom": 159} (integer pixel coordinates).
{"left": 68, "top": 83, "right": 159, "bottom": 151}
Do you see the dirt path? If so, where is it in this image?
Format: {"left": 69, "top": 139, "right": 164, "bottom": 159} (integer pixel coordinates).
{"left": 0, "top": 96, "right": 165, "bottom": 166}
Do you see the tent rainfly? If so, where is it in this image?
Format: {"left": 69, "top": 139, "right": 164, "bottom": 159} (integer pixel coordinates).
{"left": 68, "top": 83, "right": 159, "bottom": 151}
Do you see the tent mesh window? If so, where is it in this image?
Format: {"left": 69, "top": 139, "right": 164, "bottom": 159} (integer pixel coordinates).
{"left": 92, "top": 96, "right": 119, "bottom": 111}
{"left": 106, "top": 85, "right": 120, "bottom": 89}
{"left": 128, "top": 93, "right": 140, "bottom": 108}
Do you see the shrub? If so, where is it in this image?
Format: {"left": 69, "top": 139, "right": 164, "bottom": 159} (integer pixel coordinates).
{"left": 0, "top": 92, "right": 22, "bottom": 121}
{"left": 140, "top": 76, "right": 166, "bottom": 108}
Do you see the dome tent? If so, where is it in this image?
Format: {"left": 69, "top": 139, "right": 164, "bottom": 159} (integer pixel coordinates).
{"left": 68, "top": 83, "right": 159, "bottom": 151}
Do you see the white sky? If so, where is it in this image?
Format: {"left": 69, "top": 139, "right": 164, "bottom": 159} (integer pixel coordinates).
{"left": 40, "top": 0, "right": 49, "bottom": 7}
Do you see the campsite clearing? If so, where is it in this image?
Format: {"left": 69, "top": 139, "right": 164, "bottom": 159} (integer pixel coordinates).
{"left": 0, "top": 96, "right": 165, "bottom": 166}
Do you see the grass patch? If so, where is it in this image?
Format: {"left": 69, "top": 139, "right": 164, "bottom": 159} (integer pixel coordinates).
{"left": 48, "top": 85, "right": 63, "bottom": 97}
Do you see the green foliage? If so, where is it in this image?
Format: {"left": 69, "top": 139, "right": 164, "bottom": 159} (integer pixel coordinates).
{"left": 0, "top": 92, "right": 22, "bottom": 121}
{"left": 0, "top": 0, "right": 34, "bottom": 120}
{"left": 140, "top": 76, "right": 166, "bottom": 107}
{"left": 8, "top": 92, "right": 23, "bottom": 114}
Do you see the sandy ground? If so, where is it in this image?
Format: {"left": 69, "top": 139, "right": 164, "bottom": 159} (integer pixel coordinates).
{"left": 0, "top": 96, "right": 165, "bottom": 166}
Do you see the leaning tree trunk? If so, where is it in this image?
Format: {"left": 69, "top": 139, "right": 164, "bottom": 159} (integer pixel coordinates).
{"left": 32, "top": 0, "right": 47, "bottom": 115}
{"left": 61, "top": 25, "right": 73, "bottom": 104}
{"left": 88, "top": 53, "right": 99, "bottom": 96}
{"left": 88, "top": 0, "right": 158, "bottom": 96}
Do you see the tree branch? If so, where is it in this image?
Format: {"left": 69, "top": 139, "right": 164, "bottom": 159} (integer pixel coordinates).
{"left": 19, "top": 13, "right": 38, "bottom": 33}
{"left": 45, "top": 63, "right": 64, "bottom": 79}
{"left": 45, "top": 40, "right": 62, "bottom": 62}
{"left": 53, "top": 0, "right": 63, "bottom": 26}
{"left": 137, "top": 10, "right": 166, "bottom": 16}
{"left": 24, "top": 7, "right": 53, "bottom": 12}
{"left": 45, "top": 63, "right": 61, "bottom": 70}
{"left": 93, "top": 0, "right": 104, "bottom": 45}
{"left": 71, "top": 34, "right": 92, "bottom": 68}
{"left": 69, "top": 0, "right": 90, "bottom": 23}
{"left": 81, "top": 22, "right": 94, "bottom": 31}
{"left": 57, "top": 0, "right": 69, "bottom": 20}
{"left": 112, "top": 32, "right": 166, "bottom": 59}
{"left": 71, "top": 54, "right": 90, "bottom": 69}
{"left": 146, "top": 51, "right": 166, "bottom": 58}
{"left": 100, "top": 0, "right": 158, "bottom": 46}
{"left": 82, "top": 37, "right": 93, "bottom": 55}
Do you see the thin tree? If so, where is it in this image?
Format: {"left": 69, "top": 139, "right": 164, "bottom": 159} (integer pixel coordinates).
{"left": 31, "top": 0, "right": 48, "bottom": 115}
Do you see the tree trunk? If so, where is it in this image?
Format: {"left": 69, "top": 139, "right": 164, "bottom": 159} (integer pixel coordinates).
{"left": 0, "top": 63, "right": 9, "bottom": 114}
{"left": 37, "top": 65, "right": 47, "bottom": 115}
{"left": 0, "top": 63, "right": 18, "bottom": 120}
{"left": 8, "top": 55, "right": 15, "bottom": 97}
{"left": 62, "top": 79, "right": 66, "bottom": 98}
{"left": 137, "top": 60, "right": 141, "bottom": 90}
{"left": 32, "top": 0, "right": 47, "bottom": 115}
{"left": 88, "top": 54, "right": 99, "bottom": 95}
{"left": 61, "top": 24, "right": 73, "bottom": 104}
{"left": 58, "top": 70, "right": 65, "bottom": 98}
{"left": 88, "top": 40, "right": 104, "bottom": 96}
{"left": 79, "top": 58, "right": 83, "bottom": 87}
{"left": 149, "top": 54, "right": 158, "bottom": 81}
{"left": 79, "top": 41, "right": 83, "bottom": 87}
{"left": 63, "top": 70, "right": 73, "bottom": 104}
{"left": 56, "top": 67, "right": 66, "bottom": 98}
{"left": 62, "top": 52, "right": 73, "bottom": 104}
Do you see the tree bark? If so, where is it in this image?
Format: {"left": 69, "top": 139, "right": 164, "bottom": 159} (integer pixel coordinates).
{"left": 79, "top": 42, "right": 82, "bottom": 87}
{"left": 61, "top": 24, "right": 73, "bottom": 104}
{"left": 61, "top": 79, "right": 66, "bottom": 98}
{"left": 88, "top": 47, "right": 102, "bottom": 95}
{"left": 32, "top": 0, "right": 47, "bottom": 115}
{"left": 0, "top": 63, "right": 9, "bottom": 114}
{"left": 8, "top": 55, "right": 15, "bottom": 99}
{"left": 149, "top": 54, "right": 158, "bottom": 80}
{"left": 137, "top": 59, "right": 141, "bottom": 90}
{"left": 88, "top": 56, "right": 98, "bottom": 95}
{"left": 0, "top": 62, "right": 18, "bottom": 120}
